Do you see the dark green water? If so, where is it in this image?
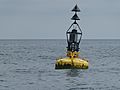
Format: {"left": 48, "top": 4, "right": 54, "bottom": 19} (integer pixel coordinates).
{"left": 0, "top": 39, "right": 120, "bottom": 90}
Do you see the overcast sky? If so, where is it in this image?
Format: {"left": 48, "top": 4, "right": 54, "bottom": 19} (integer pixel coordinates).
{"left": 0, "top": 0, "right": 120, "bottom": 39}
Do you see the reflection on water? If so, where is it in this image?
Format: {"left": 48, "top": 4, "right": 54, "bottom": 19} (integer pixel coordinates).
{"left": 66, "top": 69, "right": 80, "bottom": 77}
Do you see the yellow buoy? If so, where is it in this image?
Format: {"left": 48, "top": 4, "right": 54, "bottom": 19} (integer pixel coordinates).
{"left": 55, "top": 57, "right": 88, "bottom": 69}
{"left": 55, "top": 51, "right": 89, "bottom": 69}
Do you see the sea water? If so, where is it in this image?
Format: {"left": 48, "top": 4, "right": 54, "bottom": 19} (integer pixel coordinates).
{"left": 0, "top": 39, "right": 120, "bottom": 90}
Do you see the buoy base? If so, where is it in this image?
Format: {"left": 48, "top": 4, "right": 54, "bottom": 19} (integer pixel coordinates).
{"left": 55, "top": 57, "right": 88, "bottom": 69}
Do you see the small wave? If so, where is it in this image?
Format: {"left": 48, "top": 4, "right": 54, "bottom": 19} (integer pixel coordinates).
{"left": 13, "top": 69, "right": 31, "bottom": 74}
{"left": 67, "top": 87, "right": 94, "bottom": 90}
{"left": 0, "top": 79, "right": 6, "bottom": 82}
{"left": 0, "top": 53, "right": 4, "bottom": 55}
{"left": 38, "top": 55, "right": 56, "bottom": 60}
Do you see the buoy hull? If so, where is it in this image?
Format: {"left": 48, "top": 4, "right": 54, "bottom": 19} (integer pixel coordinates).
{"left": 55, "top": 58, "right": 88, "bottom": 69}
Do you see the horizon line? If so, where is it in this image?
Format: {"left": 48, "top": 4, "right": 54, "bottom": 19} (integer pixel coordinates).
{"left": 0, "top": 38, "right": 120, "bottom": 40}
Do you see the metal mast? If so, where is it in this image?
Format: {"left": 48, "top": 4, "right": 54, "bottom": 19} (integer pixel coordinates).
{"left": 66, "top": 5, "right": 82, "bottom": 52}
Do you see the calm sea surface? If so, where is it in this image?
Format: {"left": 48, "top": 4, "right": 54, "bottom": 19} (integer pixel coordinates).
{"left": 0, "top": 39, "right": 120, "bottom": 90}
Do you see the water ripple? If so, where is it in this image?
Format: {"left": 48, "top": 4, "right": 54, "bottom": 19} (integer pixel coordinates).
{"left": 0, "top": 39, "right": 120, "bottom": 90}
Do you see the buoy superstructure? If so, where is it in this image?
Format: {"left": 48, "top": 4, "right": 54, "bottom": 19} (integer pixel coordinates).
{"left": 55, "top": 5, "right": 89, "bottom": 69}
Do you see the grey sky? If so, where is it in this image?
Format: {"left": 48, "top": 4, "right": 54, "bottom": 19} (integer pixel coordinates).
{"left": 0, "top": 0, "right": 120, "bottom": 39}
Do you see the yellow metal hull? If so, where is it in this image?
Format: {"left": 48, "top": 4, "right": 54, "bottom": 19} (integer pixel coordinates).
{"left": 55, "top": 57, "right": 88, "bottom": 69}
